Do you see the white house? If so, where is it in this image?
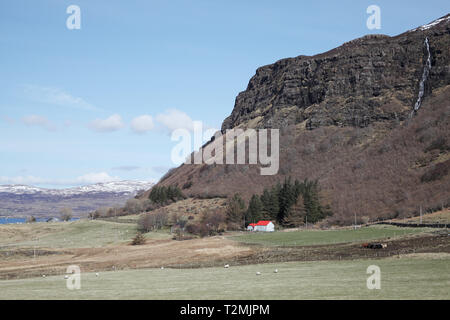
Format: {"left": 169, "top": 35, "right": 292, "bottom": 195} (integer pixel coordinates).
{"left": 247, "top": 223, "right": 257, "bottom": 231}
{"left": 251, "top": 221, "right": 275, "bottom": 232}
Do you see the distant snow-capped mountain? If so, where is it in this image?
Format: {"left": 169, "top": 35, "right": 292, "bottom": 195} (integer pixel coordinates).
{"left": 0, "top": 181, "right": 155, "bottom": 218}
{"left": 0, "top": 181, "right": 155, "bottom": 196}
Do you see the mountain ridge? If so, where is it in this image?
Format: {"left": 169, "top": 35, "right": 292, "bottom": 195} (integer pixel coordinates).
{"left": 0, "top": 180, "right": 155, "bottom": 196}
{"left": 142, "top": 14, "right": 450, "bottom": 225}
{"left": 0, "top": 180, "right": 155, "bottom": 218}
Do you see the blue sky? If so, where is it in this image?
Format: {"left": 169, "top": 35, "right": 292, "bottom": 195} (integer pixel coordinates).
{"left": 1, "top": 0, "right": 449, "bottom": 188}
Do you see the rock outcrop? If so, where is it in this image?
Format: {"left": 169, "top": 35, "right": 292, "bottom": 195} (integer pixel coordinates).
{"left": 222, "top": 14, "right": 450, "bottom": 131}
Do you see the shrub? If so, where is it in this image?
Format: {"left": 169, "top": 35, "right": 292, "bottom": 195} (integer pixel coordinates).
{"left": 421, "top": 160, "right": 450, "bottom": 183}
{"left": 170, "top": 212, "right": 188, "bottom": 230}
{"left": 26, "top": 216, "right": 36, "bottom": 223}
{"left": 361, "top": 216, "right": 370, "bottom": 224}
{"left": 201, "top": 210, "right": 225, "bottom": 234}
{"left": 60, "top": 208, "right": 72, "bottom": 221}
{"left": 425, "top": 136, "right": 448, "bottom": 153}
{"left": 185, "top": 222, "right": 210, "bottom": 237}
{"left": 225, "top": 193, "right": 245, "bottom": 227}
{"left": 138, "top": 210, "right": 169, "bottom": 232}
{"left": 91, "top": 207, "right": 111, "bottom": 219}
{"left": 124, "top": 199, "right": 144, "bottom": 215}
{"left": 185, "top": 210, "right": 225, "bottom": 237}
{"left": 182, "top": 181, "right": 193, "bottom": 189}
{"left": 88, "top": 211, "right": 100, "bottom": 219}
{"left": 131, "top": 233, "right": 146, "bottom": 245}
{"left": 185, "top": 222, "right": 201, "bottom": 235}
{"left": 194, "top": 193, "right": 227, "bottom": 199}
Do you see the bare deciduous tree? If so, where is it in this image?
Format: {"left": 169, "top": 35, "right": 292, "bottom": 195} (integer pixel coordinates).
{"left": 60, "top": 208, "right": 73, "bottom": 221}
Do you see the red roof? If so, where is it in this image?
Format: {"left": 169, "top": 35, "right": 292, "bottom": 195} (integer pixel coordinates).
{"left": 249, "top": 223, "right": 257, "bottom": 227}
{"left": 255, "top": 220, "right": 272, "bottom": 226}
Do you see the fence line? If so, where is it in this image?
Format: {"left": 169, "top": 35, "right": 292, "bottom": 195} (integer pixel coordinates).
{"left": 374, "top": 221, "right": 449, "bottom": 228}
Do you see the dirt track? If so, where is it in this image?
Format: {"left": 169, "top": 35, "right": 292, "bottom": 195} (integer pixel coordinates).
{"left": 0, "top": 237, "right": 254, "bottom": 280}
{"left": 1, "top": 231, "right": 448, "bottom": 280}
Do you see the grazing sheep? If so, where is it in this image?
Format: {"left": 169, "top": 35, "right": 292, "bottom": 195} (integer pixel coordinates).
{"left": 161, "top": 267, "right": 164, "bottom": 270}
{"left": 95, "top": 273, "right": 99, "bottom": 277}
{"left": 256, "top": 272, "right": 261, "bottom": 275}
{"left": 274, "top": 269, "right": 278, "bottom": 273}
{"left": 224, "top": 264, "right": 230, "bottom": 268}
{"left": 64, "top": 275, "right": 69, "bottom": 279}
{"left": 42, "top": 275, "right": 46, "bottom": 278}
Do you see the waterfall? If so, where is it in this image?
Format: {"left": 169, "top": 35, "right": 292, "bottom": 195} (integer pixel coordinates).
{"left": 410, "top": 37, "right": 432, "bottom": 117}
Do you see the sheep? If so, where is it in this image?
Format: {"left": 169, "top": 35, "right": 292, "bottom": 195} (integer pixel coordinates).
{"left": 64, "top": 275, "right": 69, "bottom": 279}
{"left": 224, "top": 264, "right": 230, "bottom": 268}
{"left": 95, "top": 273, "right": 99, "bottom": 277}
{"left": 274, "top": 269, "right": 278, "bottom": 273}
{"left": 161, "top": 267, "right": 165, "bottom": 270}
{"left": 256, "top": 272, "right": 261, "bottom": 275}
{"left": 42, "top": 275, "right": 46, "bottom": 278}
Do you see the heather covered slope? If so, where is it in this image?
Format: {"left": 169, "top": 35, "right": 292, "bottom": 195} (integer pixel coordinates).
{"left": 144, "top": 15, "right": 450, "bottom": 224}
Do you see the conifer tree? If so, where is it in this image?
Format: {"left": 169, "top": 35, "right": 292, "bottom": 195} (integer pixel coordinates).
{"left": 226, "top": 193, "right": 246, "bottom": 227}
{"left": 278, "top": 177, "right": 296, "bottom": 223}
{"left": 246, "top": 194, "right": 263, "bottom": 224}
{"left": 261, "top": 186, "right": 279, "bottom": 220}
{"left": 283, "top": 194, "right": 306, "bottom": 227}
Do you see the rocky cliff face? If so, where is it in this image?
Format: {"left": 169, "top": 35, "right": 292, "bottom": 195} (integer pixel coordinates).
{"left": 146, "top": 15, "right": 450, "bottom": 224}
{"left": 222, "top": 14, "right": 450, "bottom": 131}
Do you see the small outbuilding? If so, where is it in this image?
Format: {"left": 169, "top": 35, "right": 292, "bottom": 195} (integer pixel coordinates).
{"left": 248, "top": 221, "right": 275, "bottom": 232}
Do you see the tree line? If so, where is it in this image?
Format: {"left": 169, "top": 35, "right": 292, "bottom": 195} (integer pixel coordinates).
{"left": 227, "top": 177, "right": 332, "bottom": 228}
{"left": 148, "top": 185, "right": 185, "bottom": 205}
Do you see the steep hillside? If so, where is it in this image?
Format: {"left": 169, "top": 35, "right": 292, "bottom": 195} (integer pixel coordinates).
{"left": 143, "top": 15, "right": 450, "bottom": 224}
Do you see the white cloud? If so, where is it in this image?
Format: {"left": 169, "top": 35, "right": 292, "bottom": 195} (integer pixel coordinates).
{"left": 22, "top": 115, "right": 57, "bottom": 131}
{"left": 156, "top": 109, "right": 195, "bottom": 132}
{"left": 88, "top": 114, "right": 124, "bottom": 132}
{"left": 130, "top": 115, "right": 155, "bottom": 134}
{"left": 24, "top": 85, "right": 100, "bottom": 111}
{"left": 75, "top": 172, "right": 120, "bottom": 184}
{"left": 0, "top": 175, "right": 49, "bottom": 185}
{"left": 151, "top": 165, "right": 172, "bottom": 173}
{"left": 112, "top": 166, "right": 141, "bottom": 171}
{"left": 2, "top": 116, "right": 15, "bottom": 124}
{"left": 0, "top": 172, "right": 120, "bottom": 186}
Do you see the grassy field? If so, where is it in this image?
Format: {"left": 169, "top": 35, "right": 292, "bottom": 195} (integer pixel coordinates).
{"left": 0, "top": 216, "right": 437, "bottom": 250}
{"left": 231, "top": 225, "right": 430, "bottom": 247}
{"left": 0, "top": 256, "right": 448, "bottom": 299}
{"left": 0, "top": 219, "right": 171, "bottom": 249}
